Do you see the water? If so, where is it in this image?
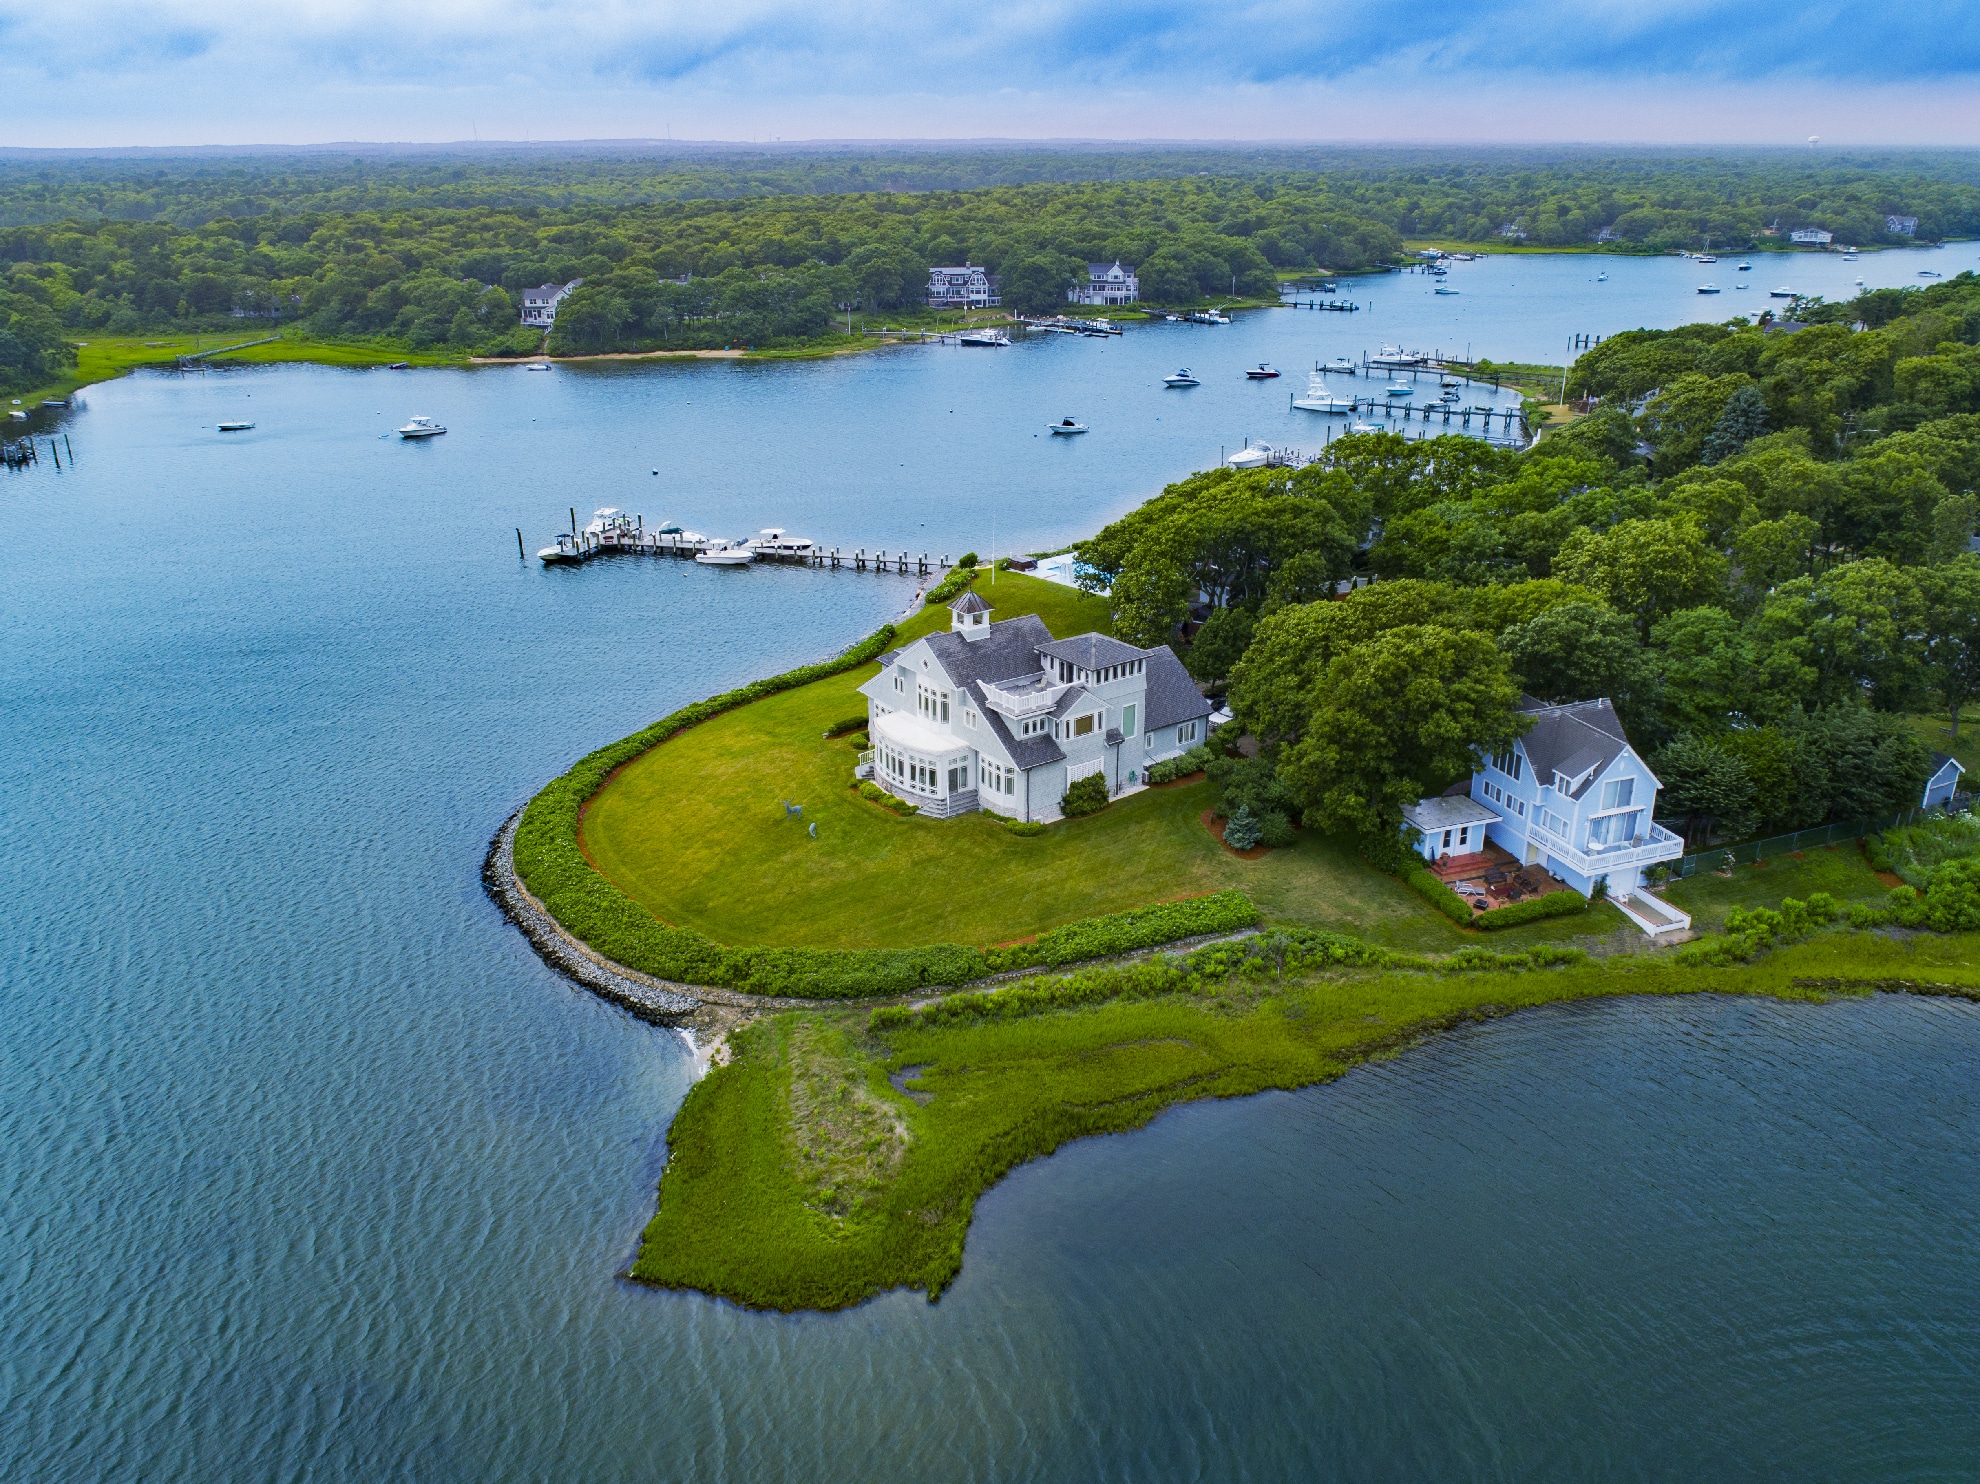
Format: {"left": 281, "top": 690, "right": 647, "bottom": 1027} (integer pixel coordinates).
{"left": 6, "top": 248, "right": 1979, "bottom": 1479}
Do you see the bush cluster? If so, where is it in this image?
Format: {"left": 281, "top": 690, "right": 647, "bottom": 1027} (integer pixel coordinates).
{"left": 1402, "top": 865, "right": 1475, "bottom": 925}
{"left": 856, "top": 780, "right": 919, "bottom": 815}
{"left": 1873, "top": 812, "right": 1980, "bottom": 888}
{"left": 1145, "top": 742, "right": 1215, "bottom": 786}
{"left": 1206, "top": 753, "right": 1297, "bottom": 846}
{"left": 822, "top": 715, "right": 869, "bottom": 738}
{"left": 923, "top": 566, "right": 977, "bottom": 606}
{"left": 1844, "top": 857, "right": 1980, "bottom": 933}
{"left": 1060, "top": 773, "right": 1110, "bottom": 818}
{"left": 1474, "top": 889, "right": 1590, "bottom": 930}
{"left": 1002, "top": 818, "right": 1048, "bottom": 837}
{"left": 1678, "top": 892, "right": 1840, "bottom": 965}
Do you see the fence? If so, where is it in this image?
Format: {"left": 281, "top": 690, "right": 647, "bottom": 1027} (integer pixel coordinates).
{"left": 1664, "top": 808, "right": 1929, "bottom": 879}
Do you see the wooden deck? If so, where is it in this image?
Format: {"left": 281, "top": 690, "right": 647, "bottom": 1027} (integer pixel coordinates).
{"left": 1427, "top": 841, "right": 1573, "bottom": 913}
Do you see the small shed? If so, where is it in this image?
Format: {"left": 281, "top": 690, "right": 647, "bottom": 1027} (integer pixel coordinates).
{"left": 1402, "top": 795, "right": 1501, "bottom": 863}
{"left": 1923, "top": 752, "right": 1967, "bottom": 809}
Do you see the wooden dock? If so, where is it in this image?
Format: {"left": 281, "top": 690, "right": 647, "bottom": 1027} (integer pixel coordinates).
{"left": 540, "top": 518, "right": 953, "bottom": 576}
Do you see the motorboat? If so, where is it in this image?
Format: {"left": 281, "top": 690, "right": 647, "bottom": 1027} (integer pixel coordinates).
{"left": 388, "top": 361, "right": 411, "bottom": 369}
{"left": 1697, "top": 255, "right": 1717, "bottom": 264}
{"left": 1322, "top": 356, "right": 1356, "bottom": 374}
{"left": 957, "top": 330, "right": 1011, "bottom": 346}
{"left": 537, "top": 532, "right": 582, "bottom": 565}
{"left": 1696, "top": 284, "right": 1720, "bottom": 294}
{"left": 397, "top": 415, "right": 446, "bottom": 438}
{"left": 1164, "top": 368, "right": 1200, "bottom": 387}
{"left": 1769, "top": 287, "right": 1796, "bottom": 298}
{"left": 1440, "top": 375, "right": 1462, "bottom": 388}
{"left": 1292, "top": 373, "right": 1354, "bottom": 414}
{"left": 1348, "top": 421, "right": 1382, "bottom": 435}
{"left": 1842, "top": 252, "right": 1859, "bottom": 261}
{"left": 751, "top": 528, "right": 818, "bottom": 557}
{"left": 1855, "top": 277, "right": 1866, "bottom": 286}
{"left": 1049, "top": 417, "right": 1089, "bottom": 434}
{"left": 1226, "top": 442, "right": 1281, "bottom": 469}
{"left": 1919, "top": 269, "right": 1944, "bottom": 279}
{"left": 1734, "top": 283, "right": 1750, "bottom": 290}
{"left": 217, "top": 421, "right": 255, "bottom": 432}
{"left": 1736, "top": 262, "right": 1753, "bottom": 271}
{"left": 581, "top": 508, "right": 640, "bottom": 549}
{"left": 1434, "top": 286, "right": 1459, "bottom": 295}
{"left": 524, "top": 361, "right": 552, "bottom": 371}
{"left": 1385, "top": 382, "right": 1415, "bottom": 397}
{"left": 694, "top": 539, "right": 756, "bottom": 566}
{"left": 1245, "top": 364, "right": 1280, "bottom": 379}
{"left": 1596, "top": 272, "right": 1608, "bottom": 281}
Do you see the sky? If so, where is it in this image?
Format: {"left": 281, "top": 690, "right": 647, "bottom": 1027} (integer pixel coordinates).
{"left": 1, "top": 0, "right": 1978, "bottom": 148}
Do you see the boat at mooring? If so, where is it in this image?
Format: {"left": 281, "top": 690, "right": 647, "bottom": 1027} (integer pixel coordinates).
{"left": 397, "top": 415, "right": 446, "bottom": 438}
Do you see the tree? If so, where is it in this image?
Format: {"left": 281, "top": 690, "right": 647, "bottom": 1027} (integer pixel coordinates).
{"left": 1222, "top": 805, "right": 1262, "bottom": 850}
{"left": 997, "top": 254, "right": 1084, "bottom": 316}
{"left": 1917, "top": 556, "right": 1980, "bottom": 738}
{"left": 1785, "top": 708, "right": 1933, "bottom": 821}
{"left": 1731, "top": 514, "right": 1819, "bottom": 607}
{"left": 1273, "top": 625, "right": 1525, "bottom": 841}
{"left": 1652, "top": 735, "right": 1755, "bottom": 845}
{"left": 1701, "top": 383, "right": 1770, "bottom": 464}
{"left": 1183, "top": 605, "right": 1257, "bottom": 683}
{"left": 1499, "top": 600, "right": 1651, "bottom": 713}
{"left": 1751, "top": 558, "right": 1926, "bottom": 712}
{"left": 1650, "top": 607, "right": 1765, "bottom": 734}
{"left": 1553, "top": 518, "right": 1731, "bottom": 636}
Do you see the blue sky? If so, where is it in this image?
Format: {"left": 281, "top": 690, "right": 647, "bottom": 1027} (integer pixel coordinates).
{"left": 1, "top": 0, "right": 1976, "bottom": 146}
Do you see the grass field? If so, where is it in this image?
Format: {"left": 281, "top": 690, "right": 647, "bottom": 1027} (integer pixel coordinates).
{"left": 23, "top": 333, "right": 459, "bottom": 404}
{"left": 633, "top": 927, "right": 1980, "bottom": 1311}
{"left": 579, "top": 570, "right": 1635, "bottom": 955}
{"left": 1662, "top": 843, "right": 1893, "bottom": 931}
{"left": 1905, "top": 710, "right": 1980, "bottom": 780}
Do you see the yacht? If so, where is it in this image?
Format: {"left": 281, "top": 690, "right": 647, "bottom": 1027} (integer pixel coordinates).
{"left": 1323, "top": 356, "right": 1357, "bottom": 374}
{"left": 537, "top": 532, "right": 582, "bottom": 565}
{"left": 1164, "top": 368, "right": 1200, "bottom": 387}
{"left": 1696, "top": 255, "right": 1718, "bottom": 264}
{"left": 751, "top": 528, "right": 817, "bottom": 557}
{"left": 1048, "top": 417, "right": 1089, "bottom": 434}
{"left": 1696, "top": 284, "right": 1721, "bottom": 295}
{"left": 1769, "top": 287, "right": 1797, "bottom": 298}
{"left": 1245, "top": 363, "right": 1281, "bottom": 380}
{"left": 1736, "top": 262, "right": 1753, "bottom": 271}
{"left": 397, "top": 415, "right": 446, "bottom": 438}
{"left": 1226, "top": 442, "right": 1280, "bottom": 469}
{"left": 217, "top": 421, "right": 255, "bottom": 432}
{"left": 694, "top": 538, "right": 756, "bottom": 566}
{"left": 957, "top": 329, "right": 1011, "bottom": 347}
{"left": 1291, "top": 372, "right": 1354, "bottom": 414}
{"left": 1385, "top": 381, "right": 1415, "bottom": 397}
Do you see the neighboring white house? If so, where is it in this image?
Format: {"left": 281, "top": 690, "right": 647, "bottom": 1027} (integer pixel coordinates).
{"left": 855, "top": 591, "right": 1211, "bottom": 821}
{"left": 1070, "top": 261, "right": 1139, "bottom": 306}
{"left": 520, "top": 280, "right": 583, "bottom": 327}
{"left": 1789, "top": 228, "right": 1834, "bottom": 246}
{"left": 1887, "top": 215, "right": 1920, "bottom": 237}
{"left": 926, "top": 264, "right": 999, "bottom": 309}
{"left": 1924, "top": 752, "right": 1967, "bottom": 809}
{"left": 1468, "top": 696, "right": 1685, "bottom": 909}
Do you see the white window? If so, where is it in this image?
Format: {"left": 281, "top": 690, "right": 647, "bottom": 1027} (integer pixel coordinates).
{"left": 1599, "top": 777, "right": 1635, "bottom": 810}
{"left": 941, "top": 692, "right": 950, "bottom": 723}
{"left": 1180, "top": 721, "right": 1199, "bottom": 744}
{"left": 964, "top": 709, "right": 977, "bottom": 729}
{"left": 1123, "top": 703, "right": 1136, "bottom": 737}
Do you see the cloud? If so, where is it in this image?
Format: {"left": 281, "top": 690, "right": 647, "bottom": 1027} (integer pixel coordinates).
{"left": 0, "top": 0, "right": 1976, "bottom": 143}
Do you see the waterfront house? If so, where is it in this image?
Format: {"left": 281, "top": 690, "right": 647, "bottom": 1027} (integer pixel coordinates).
{"left": 520, "top": 280, "right": 583, "bottom": 327}
{"left": 856, "top": 591, "right": 1210, "bottom": 821}
{"left": 1789, "top": 228, "right": 1834, "bottom": 246}
{"left": 1923, "top": 752, "right": 1967, "bottom": 809}
{"left": 1069, "top": 261, "right": 1139, "bottom": 306}
{"left": 926, "top": 265, "right": 1000, "bottom": 310}
{"left": 1887, "top": 215, "right": 1920, "bottom": 237}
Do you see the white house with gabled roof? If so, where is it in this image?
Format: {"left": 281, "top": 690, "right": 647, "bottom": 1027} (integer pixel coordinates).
{"left": 520, "top": 279, "right": 583, "bottom": 327}
{"left": 1468, "top": 696, "right": 1687, "bottom": 927}
{"left": 856, "top": 591, "right": 1211, "bottom": 821}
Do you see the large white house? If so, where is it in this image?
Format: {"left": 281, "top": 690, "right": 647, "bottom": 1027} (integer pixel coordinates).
{"left": 926, "top": 264, "right": 1000, "bottom": 309}
{"left": 1789, "top": 228, "right": 1834, "bottom": 246}
{"left": 520, "top": 280, "right": 583, "bottom": 327}
{"left": 857, "top": 591, "right": 1211, "bottom": 821}
{"left": 1069, "top": 261, "right": 1139, "bottom": 306}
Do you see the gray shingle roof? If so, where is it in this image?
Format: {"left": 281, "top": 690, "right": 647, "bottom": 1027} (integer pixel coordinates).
{"left": 1517, "top": 697, "right": 1632, "bottom": 798}
{"left": 950, "top": 590, "right": 991, "bottom": 615}
{"left": 922, "top": 614, "right": 1053, "bottom": 688}
{"left": 1142, "top": 646, "right": 1211, "bottom": 731}
{"left": 1038, "top": 633, "right": 1146, "bottom": 671}
{"left": 962, "top": 679, "right": 1065, "bottom": 768}
{"left": 1403, "top": 795, "right": 1501, "bottom": 833}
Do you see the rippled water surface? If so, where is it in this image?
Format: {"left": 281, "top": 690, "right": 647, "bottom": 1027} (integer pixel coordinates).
{"left": 5, "top": 251, "right": 1980, "bottom": 1480}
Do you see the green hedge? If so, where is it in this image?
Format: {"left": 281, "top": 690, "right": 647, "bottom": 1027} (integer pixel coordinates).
{"left": 1474, "top": 889, "right": 1588, "bottom": 930}
{"left": 1402, "top": 865, "right": 1475, "bottom": 926}
{"left": 924, "top": 566, "right": 977, "bottom": 605}
{"left": 510, "top": 624, "right": 1262, "bottom": 999}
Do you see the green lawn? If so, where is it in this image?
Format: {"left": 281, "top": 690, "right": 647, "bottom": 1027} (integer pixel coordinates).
{"left": 581, "top": 570, "right": 1633, "bottom": 955}
{"left": 1662, "top": 843, "right": 1891, "bottom": 931}
{"left": 23, "top": 333, "right": 460, "bottom": 404}
{"left": 1905, "top": 711, "right": 1980, "bottom": 780}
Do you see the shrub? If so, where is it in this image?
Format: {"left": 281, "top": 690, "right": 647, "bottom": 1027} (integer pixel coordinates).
{"left": 1923, "top": 857, "right": 1980, "bottom": 932}
{"left": 982, "top": 891, "right": 1260, "bottom": 974}
{"left": 924, "top": 566, "right": 977, "bottom": 604}
{"left": 1677, "top": 891, "right": 1839, "bottom": 965}
{"left": 1864, "top": 832, "right": 1894, "bottom": 873}
{"left": 1402, "top": 865, "right": 1473, "bottom": 925}
{"left": 1146, "top": 743, "right": 1215, "bottom": 786}
{"left": 1474, "top": 889, "right": 1589, "bottom": 931}
{"left": 1223, "top": 805, "right": 1262, "bottom": 850}
{"left": 1002, "top": 818, "right": 1048, "bottom": 837}
{"left": 957, "top": 551, "right": 979, "bottom": 568}
{"left": 857, "top": 780, "right": 886, "bottom": 801}
{"left": 823, "top": 714, "right": 869, "bottom": 738}
{"left": 1258, "top": 811, "right": 1296, "bottom": 848}
{"left": 1061, "top": 773, "right": 1110, "bottom": 818}
{"left": 1206, "top": 752, "right": 1295, "bottom": 822}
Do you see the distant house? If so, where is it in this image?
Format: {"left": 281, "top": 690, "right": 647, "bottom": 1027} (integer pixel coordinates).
{"left": 926, "top": 264, "right": 999, "bottom": 310}
{"left": 1592, "top": 226, "right": 1622, "bottom": 243}
{"left": 1886, "top": 215, "right": 1920, "bottom": 237}
{"left": 1923, "top": 752, "right": 1967, "bottom": 809}
{"left": 1497, "top": 223, "right": 1527, "bottom": 239}
{"left": 855, "top": 592, "right": 1209, "bottom": 821}
{"left": 1789, "top": 228, "right": 1834, "bottom": 246}
{"left": 1070, "top": 261, "right": 1138, "bottom": 306}
{"left": 520, "top": 280, "right": 582, "bottom": 327}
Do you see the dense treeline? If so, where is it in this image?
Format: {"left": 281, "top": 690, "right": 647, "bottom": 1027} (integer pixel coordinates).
{"left": 4, "top": 150, "right": 1980, "bottom": 382}
{"left": 1077, "top": 278, "right": 1980, "bottom": 852}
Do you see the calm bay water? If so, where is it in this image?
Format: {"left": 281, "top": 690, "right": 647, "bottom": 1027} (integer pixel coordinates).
{"left": 5, "top": 246, "right": 1979, "bottom": 1480}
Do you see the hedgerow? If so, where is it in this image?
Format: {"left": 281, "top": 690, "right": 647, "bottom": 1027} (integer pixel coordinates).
{"left": 1402, "top": 865, "right": 1474, "bottom": 925}
{"left": 1677, "top": 892, "right": 1840, "bottom": 966}
{"left": 1474, "top": 888, "right": 1589, "bottom": 930}
{"left": 510, "top": 630, "right": 1264, "bottom": 998}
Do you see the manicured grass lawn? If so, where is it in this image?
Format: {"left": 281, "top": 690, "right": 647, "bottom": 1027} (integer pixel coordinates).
{"left": 1661, "top": 843, "right": 1890, "bottom": 931}
{"left": 634, "top": 929, "right": 1980, "bottom": 1311}
{"left": 581, "top": 570, "right": 1634, "bottom": 954}
{"left": 1905, "top": 711, "right": 1979, "bottom": 780}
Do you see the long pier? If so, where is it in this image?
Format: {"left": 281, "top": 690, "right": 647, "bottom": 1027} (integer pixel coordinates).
{"left": 535, "top": 517, "right": 953, "bottom": 575}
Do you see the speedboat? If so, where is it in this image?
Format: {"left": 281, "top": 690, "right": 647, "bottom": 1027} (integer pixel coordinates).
{"left": 524, "top": 361, "right": 552, "bottom": 371}
{"left": 397, "top": 415, "right": 446, "bottom": 438}
{"left": 1440, "top": 375, "right": 1462, "bottom": 388}
{"left": 1596, "top": 272, "right": 1608, "bottom": 282}
{"left": 1697, "top": 284, "right": 1720, "bottom": 294}
{"left": 1049, "top": 417, "right": 1088, "bottom": 434}
{"left": 1292, "top": 373, "right": 1353, "bottom": 414}
{"left": 1348, "top": 421, "right": 1382, "bottom": 435}
{"left": 957, "top": 330, "right": 1011, "bottom": 346}
{"left": 1434, "top": 286, "right": 1459, "bottom": 295}
{"left": 388, "top": 361, "right": 411, "bottom": 369}
{"left": 1919, "top": 269, "right": 1944, "bottom": 278}
{"left": 1697, "top": 255, "right": 1717, "bottom": 264}
{"left": 1736, "top": 262, "right": 1753, "bottom": 271}
{"left": 1323, "top": 356, "right": 1356, "bottom": 374}
{"left": 1769, "top": 287, "right": 1796, "bottom": 298}
{"left": 751, "top": 528, "right": 817, "bottom": 557}
{"left": 581, "top": 508, "right": 639, "bottom": 548}
{"left": 1164, "top": 368, "right": 1200, "bottom": 387}
{"left": 1842, "top": 252, "right": 1858, "bottom": 261}
{"left": 217, "top": 421, "right": 254, "bottom": 432}
{"left": 537, "top": 532, "right": 582, "bottom": 565}
{"left": 1735, "top": 283, "right": 1750, "bottom": 290}
{"left": 694, "top": 539, "right": 756, "bottom": 566}
{"left": 1226, "top": 442, "right": 1279, "bottom": 469}
{"left": 1385, "top": 382, "right": 1414, "bottom": 397}
{"left": 1855, "top": 277, "right": 1866, "bottom": 286}
{"left": 1245, "top": 364, "right": 1280, "bottom": 379}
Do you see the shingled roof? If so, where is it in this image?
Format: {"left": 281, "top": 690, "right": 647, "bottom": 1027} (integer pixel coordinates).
{"left": 950, "top": 589, "right": 991, "bottom": 615}
{"left": 1038, "top": 633, "right": 1146, "bottom": 671}
{"left": 1142, "top": 646, "right": 1211, "bottom": 730}
{"left": 1516, "top": 697, "right": 1633, "bottom": 799}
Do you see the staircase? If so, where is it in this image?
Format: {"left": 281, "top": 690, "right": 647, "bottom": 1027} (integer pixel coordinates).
{"left": 1614, "top": 890, "right": 1692, "bottom": 938}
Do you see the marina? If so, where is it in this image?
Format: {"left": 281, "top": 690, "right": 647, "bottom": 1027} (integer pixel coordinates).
{"left": 535, "top": 506, "right": 958, "bottom": 575}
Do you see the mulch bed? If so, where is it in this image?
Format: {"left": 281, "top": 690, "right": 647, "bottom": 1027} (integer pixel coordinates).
{"left": 1202, "top": 809, "right": 1270, "bottom": 860}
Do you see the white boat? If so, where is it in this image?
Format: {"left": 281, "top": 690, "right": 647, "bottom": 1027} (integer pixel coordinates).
{"left": 1048, "top": 417, "right": 1088, "bottom": 434}
{"left": 1596, "top": 272, "right": 1608, "bottom": 281}
{"left": 581, "top": 508, "right": 640, "bottom": 549}
{"left": 1734, "top": 284, "right": 1750, "bottom": 290}
{"left": 1697, "top": 284, "right": 1720, "bottom": 294}
{"left": 1440, "top": 375, "right": 1462, "bottom": 388}
{"left": 694, "top": 539, "right": 756, "bottom": 566}
{"left": 1348, "top": 421, "right": 1382, "bottom": 435}
{"left": 1919, "top": 270, "right": 1944, "bottom": 278}
{"left": 1385, "top": 382, "right": 1414, "bottom": 397}
{"left": 1855, "top": 277, "right": 1866, "bottom": 286}
{"left": 1736, "top": 262, "right": 1753, "bottom": 271}
{"left": 957, "top": 330, "right": 1011, "bottom": 347}
{"left": 537, "top": 532, "right": 582, "bottom": 565}
{"left": 1697, "top": 255, "right": 1718, "bottom": 264}
{"left": 1245, "top": 364, "right": 1280, "bottom": 380}
{"left": 217, "top": 421, "right": 255, "bottom": 432}
{"left": 524, "top": 362, "right": 552, "bottom": 371}
{"left": 1434, "top": 286, "right": 1459, "bottom": 295}
{"left": 1164, "top": 368, "right": 1200, "bottom": 387}
{"left": 1226, "top": 442, "right": 1280, "bottom": 469}
{"left": 1769, "top": 287, "right": 1796, "bottom": 298}
{"left": 1842, "top": 252, "right": 1858, "bottom": 261}
{"left": 751, "top": 527, "right": 817, "bottom": 557}
{"left": 397, "top": 415, "right": 446, "bottom": 438}
{"left": 1322, "top": 356, "right": 1356, "bottom": 374}
{"left": 1292, "top": 373, "right": 1354, "bottom": 414}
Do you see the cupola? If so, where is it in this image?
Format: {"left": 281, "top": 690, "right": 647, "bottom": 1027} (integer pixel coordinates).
{"left": 950, "top": 589, "right": 992, "bottom": 641}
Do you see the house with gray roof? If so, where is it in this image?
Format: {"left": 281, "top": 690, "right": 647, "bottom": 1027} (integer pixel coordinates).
{"left": 520, "top": 279, "right": 583, "bottom": 327}
{"left": 855, "top": 591, "right": 1211, "bottom": 821}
